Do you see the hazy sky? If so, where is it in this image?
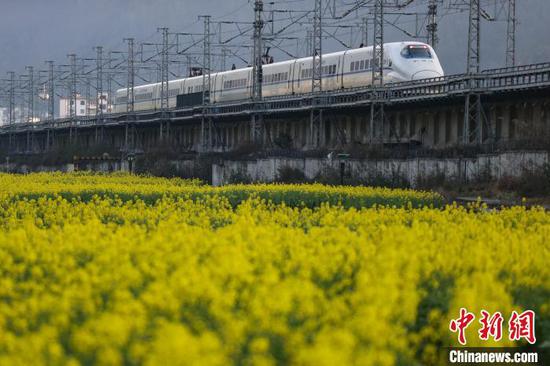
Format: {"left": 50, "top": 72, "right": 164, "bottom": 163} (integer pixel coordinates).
{"left": 0, "top": 0, "right": 549, "bottom": 78}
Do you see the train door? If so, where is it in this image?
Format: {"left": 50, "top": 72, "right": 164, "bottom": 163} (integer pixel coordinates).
{"left": 287, "top": 64, "right": 293, "bottom": 95}
{"left": 290, "top": 60, "right": 297, "bottom": 94}
{"left": 340, "top": 51, "right": 349, "bottom": 89}
{"left": 211, "top": 74, "right": 218, "bottom": 103}
{"left": 296, "top": 62, "right": 303, "bottom": 92}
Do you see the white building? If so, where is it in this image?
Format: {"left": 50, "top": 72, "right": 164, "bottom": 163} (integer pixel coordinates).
{"left": 0, "top": 108, "right": 7, "bottom": 125}
{"left": 59, "top": 93, "right": 110, "bottom": 118}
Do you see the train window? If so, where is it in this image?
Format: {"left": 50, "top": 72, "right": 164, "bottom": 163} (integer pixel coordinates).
{"left": 360, "top": 60, "right": 365, "bottom": 70}
{"left": 350, "top": 62, "right": 355, "bottom": 72}
{"left": 401, "top": 45, "right": 432, "bottom": 59}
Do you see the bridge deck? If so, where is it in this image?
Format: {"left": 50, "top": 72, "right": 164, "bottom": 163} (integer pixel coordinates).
{"left": 2, "top": 62, "right": 550, "bottom": 135}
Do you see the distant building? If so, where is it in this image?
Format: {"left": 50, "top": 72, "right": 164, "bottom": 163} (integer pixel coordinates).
{"left": 59, "top": 94, "right": 87, "bottom": 118}
{"left": 59, "top": 93, "right": 110, "bottom": 118}
{"left": 0, "top": 108, "right": 7, "bottom": 125}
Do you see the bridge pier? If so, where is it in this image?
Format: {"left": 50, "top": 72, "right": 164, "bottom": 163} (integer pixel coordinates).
{"left": 1, "top": 64, "right": 550, "bottom": 157}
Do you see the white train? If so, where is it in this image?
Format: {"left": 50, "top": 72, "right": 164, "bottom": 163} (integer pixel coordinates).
{"left": 114, "top": 41, "right": 444, "bottom": 113}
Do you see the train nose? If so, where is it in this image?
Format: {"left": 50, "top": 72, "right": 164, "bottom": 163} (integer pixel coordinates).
{"left": 412, "top": 70, "right": 442, "bottom": 80}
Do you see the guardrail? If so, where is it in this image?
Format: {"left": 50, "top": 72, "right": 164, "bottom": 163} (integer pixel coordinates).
{"left": 2, "top": 63, "right": 550, "bottom": 135}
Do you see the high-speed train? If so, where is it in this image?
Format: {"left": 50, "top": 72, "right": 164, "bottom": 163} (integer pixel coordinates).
{"left": 114, "top": 41, "right": 443, "bottom": 113}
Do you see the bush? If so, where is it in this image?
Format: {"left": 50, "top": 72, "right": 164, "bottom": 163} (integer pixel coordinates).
{"left": 276, "top": 166, "right": 308, "bottom": 183}
{"left": 497, "top": 163, "right": 550, "bottom": 197}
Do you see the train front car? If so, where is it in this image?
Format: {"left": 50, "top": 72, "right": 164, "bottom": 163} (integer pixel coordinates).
{"left": 388, "top": 42, "right": 444, "bottom": 81}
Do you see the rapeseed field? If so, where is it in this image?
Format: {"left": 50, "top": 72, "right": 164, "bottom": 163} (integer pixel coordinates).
{"left": 0, "top": 173, "right": 547, "bottom": 365}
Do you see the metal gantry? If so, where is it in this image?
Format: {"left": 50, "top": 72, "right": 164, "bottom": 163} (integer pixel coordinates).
{"left": 506, "top": 0, "right": 516, "bottom": 67}
{"left": 251, "top": 0, "right": 264, "bottom": 144}
{"left": 25, "top": 66, "right": 34, "bottom": 124}
{"left": 68, "top": 54, "right": 78, "bottom": 119}
{"left": 427, "top": 0, "right": 438, "bottom": 48}
{"left": 466, "top": 0, "right": 481, "bottom": 75}
{"left": 7, "top": 72, "right": 15, "bottom": 126}
{"left": 309, "top": 0, "right": 323, "bottom": 148}
{"left": 124, "top": 38, "right": 135, "bottom": 114}
{"left": 361, "top": 17, "right": 369, "bottom": 47}
{"left": 159, "top": 27, "right": 170, "bottom": 112}
{"left": 199, "top": 15, "right": 213, "bottom": 151}
{"left": 158, "top": 27, "right": 171, "bottom": 141}
{"left": 124, "top": 38, "right": 136, "bottom": 151}
{"left": 45, "top": 61, "right": 55, "bottom": 120}
{"left": 370, "top": 0, "right": 385, "bottom": 144}
{"left": 95, "top": 47, "right": 104, "bottom": 120}
{"left": 463, "top": 0, "right": 489, "bottom": 145}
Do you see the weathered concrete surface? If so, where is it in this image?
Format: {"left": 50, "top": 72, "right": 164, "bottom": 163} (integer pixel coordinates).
{"left": 1, "top": 163, "right": 75, "bottom": 174}
{"left": 212, "top": 151, "right": 549, "bottom": 187}
{"left": 1, "top": 161, "right": 129, "bottom": 174}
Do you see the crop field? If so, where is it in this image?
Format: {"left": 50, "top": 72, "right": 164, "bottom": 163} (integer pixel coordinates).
{"left": 0, "top": 173, "right": 547, "bottom": 365}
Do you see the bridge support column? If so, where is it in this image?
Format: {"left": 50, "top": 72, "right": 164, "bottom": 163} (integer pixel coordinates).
{"left": 309, "top": 94, "right": 325, "bottom": 149}
{"left": 26, "top": 131, "right": 32, "bottom": 153}
{"left": 201, "top": 116, "right": 213, "bottom": 152}
{"left": 369, "top": 101, "right": 385, "bottom": 144}
{"left": 309, "top": 109, "right": 323, "bottom": 148}
{"left": 159, "top": 120, "right": 170, "bottom": 143}
{"left": 69, "top": 124, "right": 78, "bottom": 145}
{"left": 45, "top": 129, "right": 53, "bottom": 152}
{"left": 251, "top": 114, "right": 264, "bottom": 145}
{"left": 125, "top": 123, "right": 136, "bottom": 151}
{"left": 94, "top": 126, "right": 103, "bottom": 145}
{"left": 463, "top": 92, "right": 491, "bottom": 144}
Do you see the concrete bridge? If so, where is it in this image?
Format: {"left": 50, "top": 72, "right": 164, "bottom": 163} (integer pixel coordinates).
{"left": 2, "top": 62, "right": 550, "bottom": 156}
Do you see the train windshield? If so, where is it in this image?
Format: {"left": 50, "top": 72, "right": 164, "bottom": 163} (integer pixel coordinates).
{"left": 401, "top": 45, "right": 432, "bottom": 59}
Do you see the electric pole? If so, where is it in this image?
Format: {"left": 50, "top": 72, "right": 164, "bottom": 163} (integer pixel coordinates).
{"left": 199, "top": 15, "right": 213, "bottom": 151}
{"left": 467, "top": 0, "right": 481, "bottom": 74}
{"left": 310, "top": 0, "right": 323, "bottom": 148}
{"left": 370, "top": 0, "right": 385, "bottom": 144}
{"left": 506, "top": 0, "right": 516, "bottom": 67}
{"left": 372, "top": 0, "right": 384, "bottom": 87}
{"left": 45, "top": 61, "right": 55, "bottom": 120}
{"left": 25, "top": 66, "right": 34, "bottom": 123}
{"left": 68, "top": 54, "right": 78, "bottom": 119}
{"left": 7, "top": 72, "right": 15, "bottom": 125}
{"left": 124, "top": 38, "right": 135, "bottom": 114}
{"left": 362, "top": 17, "right": 369, "bottom": 47}
{"left": 251, "top": 0, "right": 264, "bottom": 144}
{"left": 95, "top": 46, "right": 104, "bottom": 120}
{"left": 427, "top": 0, "right": 438, "bottom": 48}
{"left": 159, "top": 28, "right": 170, "bottom": 112}
{"left": 311, "top": 0, "right": 322, "bottom": 94}
{"left": 158, "top": 28, "right": 171, "bottom": 142}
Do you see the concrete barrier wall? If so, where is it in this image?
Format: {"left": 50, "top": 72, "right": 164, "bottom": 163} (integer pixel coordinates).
{"left": 212, "top": 151, "right": 550, "bottom": 187}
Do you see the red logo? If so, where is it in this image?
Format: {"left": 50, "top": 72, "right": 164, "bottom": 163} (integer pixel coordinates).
{"left": 449, "top": 308, "right": 476, "bottom": 345}
{"left": 449, "top": 309, "right": 536, "bottom": 345}
{"left": 478, "top": 310, "right": 504, "bottom": 341}
{"left": 509, "top": 310, "right": 536, "bottom": 344}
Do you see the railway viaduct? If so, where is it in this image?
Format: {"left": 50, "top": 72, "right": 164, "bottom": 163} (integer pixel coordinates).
{"left": 2, "top": 62, "right": 550, "bottom": 157}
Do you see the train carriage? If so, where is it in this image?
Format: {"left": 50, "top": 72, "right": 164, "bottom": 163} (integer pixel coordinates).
{"left": 114, "top": 41, "right": 444, "bottom": 113}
